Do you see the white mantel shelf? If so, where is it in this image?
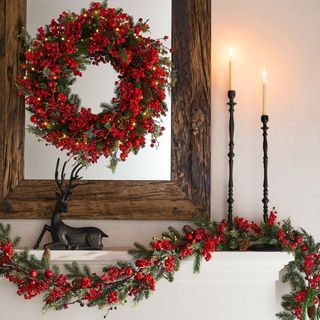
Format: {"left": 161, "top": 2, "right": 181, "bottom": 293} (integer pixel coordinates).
{"left": 25, "top": 249, "right": 292, "bottom": 263}
{"left": 21, "top": 250, "right": 291, "bottom": 282}
{"left": 4, "top": 250, "right": 291, "bottom": 319}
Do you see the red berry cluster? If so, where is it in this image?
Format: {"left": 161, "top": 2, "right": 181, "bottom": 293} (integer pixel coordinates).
{"left": 266, "top": 209, "right": 277, "bottom": 226}
{"left": 16, "top": 1, "right": 171, "bottom": 163}
{"left": 84, "top": 286, "right": 102, "bottom": 302}
{"left": 180, "top": 226, "right": 222, "bottom": 261}
{"left": 151, "top": 239, "right": 175, "bottom": 251}
{"left": 81, "top": 276, "right": 92, "bottom": 288}
{"left": 295, "top": 306, "right": 302, "bottom": 319}
{"left": 135, "top": 258, "right": 153, "bottom": 268}
{"left": 46, "top": 274, "right": 71, "bottom": 303}
{"left": 278, "top": 229, "right": 303, "bottom": 250}
{"left": 107, "top": 291, "right": 119, "bottom": 304}
{"left": 295, "top": 290, "right": 307, "bottom": 303}
{"left": 67, "top": 263, "right": 158, "bottom": 307}
{"left": 289, "top": 244, "right": 320, "bottom": 319}
{"left": 76, "top": 266, "right": 135, "bottom": 304}
{"left": 0, "top": 242, "right": 13, "bottom": 259}
{"left": 163, "top": 256, "right": 176, "bottom": 272}
{"left": 294, "top": 288, "right": 319, "bottom": 319}
{"left": 234, "top": 217, "right": 262, "bottom": 235}
{"left": 6, "top": 268, "right": 54, "bottom": 300}
{"left": 303, "top": 253, "right": 320, "bottom": 288}
{"left": 234, "top": 217, "right": 251, "bottom": 231}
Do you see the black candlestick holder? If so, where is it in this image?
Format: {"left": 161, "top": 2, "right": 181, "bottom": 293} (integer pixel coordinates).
{"left": 261, "top": 115, "right": 269, "bottom": 222}
{"left": 227, "top": 90, "right": 236, "bottom": 225}
{"left": 249, "top": 116, "right": 282, "bottom": 251}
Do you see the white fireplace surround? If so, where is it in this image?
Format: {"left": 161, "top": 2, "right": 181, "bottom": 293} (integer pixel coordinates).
{"left": 1, "top": 0, "right": 320, "bottom": 319}
{"left": 0, "top": 250, "right": 291, "bottom": 320}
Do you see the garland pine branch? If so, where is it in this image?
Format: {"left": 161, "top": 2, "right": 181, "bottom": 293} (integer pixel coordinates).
{"left": 0, "top": 210, "right": 319, "bottom": 319}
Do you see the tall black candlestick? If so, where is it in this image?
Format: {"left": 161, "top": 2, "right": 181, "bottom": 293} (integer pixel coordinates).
{"left": 261, "top": 115, "right": 269, "bottom": 222}
{"left": 227, "top": 90, "right": 236, "bottom": 225}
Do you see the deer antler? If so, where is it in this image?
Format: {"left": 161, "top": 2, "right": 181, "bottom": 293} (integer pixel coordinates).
{"left": 65, "top": 162, "right": 84, "bottom": 196}
{"left": 55, "top": 158, "right": 72, "bottom": 195}
{"left": 55, "top": 158, "right": 64, "bottom": 194}
{"left": 54, "top": 158, "right": 84, "bottom": 199}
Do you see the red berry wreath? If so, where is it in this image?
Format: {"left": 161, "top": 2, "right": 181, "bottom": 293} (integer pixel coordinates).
{"left": 16, "top": 1, "right": 172, "bottom": 166}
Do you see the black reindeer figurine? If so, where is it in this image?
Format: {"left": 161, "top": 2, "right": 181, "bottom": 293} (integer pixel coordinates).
{"left": 34, "top": 159, "right": 108, "bottom": 250}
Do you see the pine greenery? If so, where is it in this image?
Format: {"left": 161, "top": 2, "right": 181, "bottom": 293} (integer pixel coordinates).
{"left": 1, "top": 213, "right": 320, "bottom": 319}
{"left": 128, "top": 242, "right": 153, "bottom": 260}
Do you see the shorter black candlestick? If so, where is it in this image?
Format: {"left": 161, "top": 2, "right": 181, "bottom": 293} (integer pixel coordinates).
{"left": 227, "top": 90, "right": 236, "bottom": 226}
{"left": 261, "top": 115, "right": 269, "bottom": 222}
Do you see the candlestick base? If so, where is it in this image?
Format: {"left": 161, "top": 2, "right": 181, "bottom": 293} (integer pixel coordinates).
{"left": 248, "top": 243, "right": 282, "bottom": 252}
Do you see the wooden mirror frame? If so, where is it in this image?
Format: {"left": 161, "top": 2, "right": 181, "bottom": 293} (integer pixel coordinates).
{"left": 0, "top": 0, "right": 211, "bottom": 220}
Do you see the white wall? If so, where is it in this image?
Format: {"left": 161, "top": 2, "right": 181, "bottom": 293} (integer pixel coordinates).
{"left": 212, "top": 0, "right": 320, "bottom": 239}
{"left": 1, "top": 0, "right": 320, "bottom": 319}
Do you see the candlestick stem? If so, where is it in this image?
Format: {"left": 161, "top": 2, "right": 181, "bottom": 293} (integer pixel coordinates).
{"left": 261, "top": 115, "right": 269, "bottom": 222}
{"left": 227, "top": 90, "right": 236, "bottom": 225}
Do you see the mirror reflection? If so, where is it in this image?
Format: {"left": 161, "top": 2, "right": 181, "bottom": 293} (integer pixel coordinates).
{"left": 24, "top": 0, "right": 172, "bottom": 180}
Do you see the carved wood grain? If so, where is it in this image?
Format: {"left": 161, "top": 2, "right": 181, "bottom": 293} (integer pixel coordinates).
{"left": 2, "top": 180, "right": 194, "bottom": 219}
{"left": 0, "top": 0, "right": 26, "bottom": 199}
{"left": 172, "top": 0, "right": 211, "bottom": 212}
{"left": 0, "top": 0, "right": 211, "bottom": 220}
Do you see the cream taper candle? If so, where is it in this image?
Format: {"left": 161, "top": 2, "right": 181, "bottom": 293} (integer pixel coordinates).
{"left": 229, "top": 48, "right": 234, "bottom": 91}
{"left": 262, "top": 69, "right": 267, "bottom": 115}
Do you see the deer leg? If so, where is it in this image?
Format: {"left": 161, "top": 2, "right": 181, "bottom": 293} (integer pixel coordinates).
{"left": 44, "top": 234, "right": 72, "bottom": 250}
{"left": 44, "top": 241, "right": 70, "bottom": 250}
{"left": 34, "top": 224, "right": 51, "bottom": 249}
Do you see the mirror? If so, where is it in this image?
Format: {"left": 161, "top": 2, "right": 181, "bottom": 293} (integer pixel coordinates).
{"left": 0, "top": 0, "right": 210, "bottom": 220}
{"left": 25, "top": 0, "right": 172, "bottom": 180}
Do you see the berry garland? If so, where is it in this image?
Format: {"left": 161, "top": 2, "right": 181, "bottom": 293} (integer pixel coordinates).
{"left": 0, "top": 211, "right": 319, "bottom": 319}
{"left": 16, "top": 1, "right": 172, "bottom": 168}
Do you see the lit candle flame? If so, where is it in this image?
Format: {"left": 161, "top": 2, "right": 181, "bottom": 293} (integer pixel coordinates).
{"left": 229, "top": 48, "right": 234, "bottom": 59}
{"left": 262, "top": 69, "right": 267, "bottom": 82}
